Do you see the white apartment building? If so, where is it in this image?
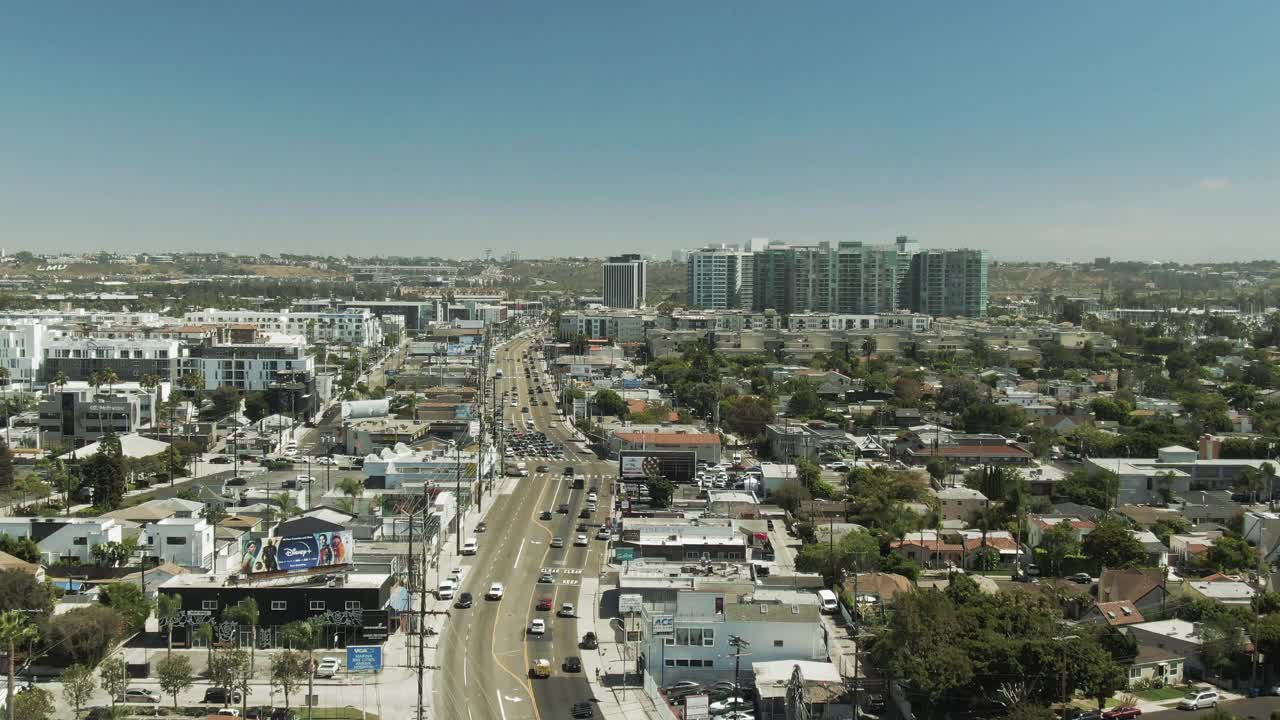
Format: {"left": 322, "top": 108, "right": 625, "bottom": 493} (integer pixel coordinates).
{"left": 0, "top": 517, "right": 124, "bottom": 564}
{"left": 687, "top": 246, "right": 753, "bottom": 310}
{"left": 40, "top": 333, "right": 181, "bottom": 383}
{"left": 143, "top": 517, "right": 216, "bottom": 570}
{"left": 183, "top": 309, "right": 383, "bottom": 348}
{"left": 180, "top": 341, "right": 315, "bottom": 392}
{"left": 0, "top": 319, "right": 44, "bottom": 387}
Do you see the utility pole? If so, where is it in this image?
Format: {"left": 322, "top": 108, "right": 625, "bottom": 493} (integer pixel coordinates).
{"left": 727, "top": 635, "right": 751, "bottom": 689}
{"left": 416, "top": 479, "right": 428, "bottom": 720}
{"left": 455, "top": 440, "right": 462, "bottom": 555}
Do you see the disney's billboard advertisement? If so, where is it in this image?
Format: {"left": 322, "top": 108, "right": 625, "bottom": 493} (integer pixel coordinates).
{"left": 240, "top": 531, "right": 354, "bottom": 575}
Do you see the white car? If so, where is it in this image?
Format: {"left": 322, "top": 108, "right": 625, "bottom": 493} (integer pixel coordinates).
{"left": 528, "top": 619, "right": 546, "bottom": 635}
{"left": 710, "top": 697, "right": 752, "bottom": 714}
{"left": 719, "top": 713, "right": 754, "bottom": 720}
{"left": 449, "top": 567, "right": 466, "bottom": 583}
{"left": 1178, "top": 690, "right": 1218, "bottom": 710}
{"left": 487, "top": 583, "right": 505, "bottom": 600}
{"left": 314, "top": 656, "right": 341, "bottom": 678}
{"left": 558, "top": 603, "right": 576, "bottom": 618}
{"left": 574, "top": 534, "right": 588, "bottom": 546}
{"left": 295, "top": 474, "right": 315, "bottom": 484}
{"left": 316, "top": 457, "right": 336, "bottom": 466}
{"left": 461, "top": 538, "right": 478, "bottom": 555}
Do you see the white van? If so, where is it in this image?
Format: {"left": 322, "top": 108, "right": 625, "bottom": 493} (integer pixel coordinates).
{"left": 817, "top": 589, "right": 839, "bottom": 614}
{"left": 437, "top": 580, "right": 456, "bottom": 600}
{"left": 461, "top": 538, "right": 479, "bottom": 555}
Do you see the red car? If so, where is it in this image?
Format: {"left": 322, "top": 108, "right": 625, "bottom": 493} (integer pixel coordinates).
{"left": 536, "top": 597, "right": 553, "bottom": 611}
{"left": 1103, "top": 707, "right": 1142, "bottom": 720}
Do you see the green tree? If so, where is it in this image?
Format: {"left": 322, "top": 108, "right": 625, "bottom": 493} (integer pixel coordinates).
{"left": 0, "top": 611, "right": 37, "bottom": 720}
{"left": 244, "top": 391, "right": 271, "bottom": 425}
{"left": 209, "top": 386, "right": 241, "bottom": 419}
{"left": 60, "top": 664, "right": 96, "bottom": 718}
{"left": 1202, "top": 535, "right": 1255, "bottom": 573}
{"left": 795, "top": 530, "right": 880, "bottom": 584}
{"left": 157, "top": 592, "right": 182, "bottom": 655}
{"left": 785, "top": 383, "right": 826, "bottom": 419}
{"left": 592, "top": 389, "right": 627, "bottom": 417}
{"left": 0, "top": 441, "right": 12, "bottom": 490}
{"left": 1081, "top": 515, "right": 1147, "bottom": 569}
{"left": 1037, "top": 520, "right": 1081, "bottom": 577}
{"left": 155, "top": 654, "right": 195, "bottom": 709}
{"left": 2, "top": 687, "right": 53, "bottom": 720}
{"left": 270, "top": 650, "right": 308, "bottom": 710}
{"left": 718, "top": 395, "right": 775, "bottom": 439}
{"left": 769, "top": 482, "right": 811, "bottom": 514}
{"left": 645, "top": 473, "right": 674, "bottom": 508}
{"left": 46, "top": 606, "right": 127, "bottom": 666}
{"left": 84, "top": 430, "right": 127, "bottom": 510}
{"left": 99, "top": 582, "right": 153, "bottom": 634}
{"left": 224, "top": 598, "right": 261, "bottom": 668}
{"left": 98, "top": 657, "right": 129, "bottom": 714}
{"left": 281, "top": 619, "right": 325, "bottom": 718}
{"left": 206, "top": 650, "right": 244, "bottom": 708}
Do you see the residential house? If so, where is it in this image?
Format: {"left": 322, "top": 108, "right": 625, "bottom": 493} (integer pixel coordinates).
{"left": 1185, "top": 579, "right": 1258, "bottom": 607}
{"left": 1082, "top": 601, "right": 1146, "bottom": 627}
{"left": 1126, "top": 645, "right": 1186, "bottom": 688}
{"left": 934, "top": 486, "right": 987, "bottom": 523}
{"left": 0, "top": 517, "right": 123, "bottom": 564}
{"left": 1098, "top": 568, "right": 1168, "bottom": 616}
{"left": 1027, "top": 515, "right": 1096, "bottom": 548}
{"left": 1126, "top": 619, "right": 1205, "bottom": 678}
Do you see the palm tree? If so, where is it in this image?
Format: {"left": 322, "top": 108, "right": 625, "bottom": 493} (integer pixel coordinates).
{"left": 53, "top": 369, "right": 69, "bottom": 392}
{"left": 0, "top": 610, "right": 39, "bottom": 720}
{"left": 861, "top": 336, "right": 877, "bottom": 361}
{"left": 195, "top": 623, "right": 215, "bottom": 666}
{"left": 102, "top": 368, "right": 120, "bottom": 396}
{"left": 0, "top": 367, "right": 9, "bottom": 449}
{"left": 280, "top": 618, "right": 325, "bottom": 719}
{"left": 158, "top": 592, "right": 182, "bottom": 655}
{"left": 225, "top": 598, "right": 260, "bottom": 668}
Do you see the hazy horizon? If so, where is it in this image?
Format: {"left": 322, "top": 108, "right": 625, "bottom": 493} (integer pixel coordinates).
{"left": 3, "top": 2, "right": 1277, "bottom": 262}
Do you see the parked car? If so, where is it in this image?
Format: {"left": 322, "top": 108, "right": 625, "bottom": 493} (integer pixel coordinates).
{"left": 1069, "top": 572, "right": 1093, "bottom": 584}
{"left": 709, "top": 697, "right": 752, "bottom": 714}
{"left": 581, "top": 632, "right": 598, "bottom": 649}
{"left": 1178, "top": 690, "right": 1218, "bottom": 710}
{"left": 540, "top": 510, "right": 553, "bottom": 520}
{"left": 202, "top": 688, "right": 243, "bottom": 705}
{"left": 269, "top": 709, "right": 298, "bottom": 720}
{"left": 664, "top": 681, "right": 702, "bottom": 699}
{"left": 563, "top": 656, "right": 582, "bottom": 672}
{"left": 119, "top": 688, "right": 161, "bottom": 703}
{"left": 1102, "top": 707, "right": 1142, "bottom": 720}
{"left": 226, "top": 476, "right": 248, "bottom": 486}
{"left": 314, "top": 657, "right": 341, "bottom": 678}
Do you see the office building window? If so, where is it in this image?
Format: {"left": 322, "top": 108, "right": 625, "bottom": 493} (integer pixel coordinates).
{"left": 310, "top": 601, "right": 325, "bottom": 611}
{"left": 202, "top": 600, "right": 218, "bottom": 610}
{"left": 272, "top": 601, "right": 287, "bottom": 611}
{"left": 345, "top": 601, "right": 362, "bottom": 610}
{"left": 773, "top": 640, "right": 784, "bottom": 647}
{"left": 166, "top": 537, "right": 187, "bottom": 545}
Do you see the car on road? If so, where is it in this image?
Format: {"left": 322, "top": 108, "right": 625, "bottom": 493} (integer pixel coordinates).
{"left": 539, "top": 572, "right": 554, "bottom": 583}
{"left": 563, "top": 466, "right": 575, "bottom": 476}
{"left": 581, "top": 632, "right": 598, "bottom": 649}
{"left": 1178, "top": 690, "right": 1218, "bottom": 710}
{"left": 574, "top": 534, "right": 588, "bottom": 546}
{"left": 1102, "top": 707, "right": 1142, "bottom": 720}
{"left": 454, "top": 592, "right": 473, "bottom": 609}
{"left": 486, "top": 583, "right": 504, "bottom": 600}
{"left": 577, "top": 523, "right": 589, "bottom": 532}
{"left": 536, "top": 465, "right": 549, "bottom": 472}
{"left": 550, "top": 537, "right": 564, "bottom": 548}
{"left": 663, "top": 681, "right": 702, "bottom": 699}
{"left": 119, "top": 688, "right": 161, "bottom": 703}
{"left": 295, "top": 474, "right": 315, "bottom": 484}
{"left": 563, "top": 656, "right": 582, "bottom": 673}
{"left": 313, "top": 657, "right": 341, "bottom": 678}
{"left": 528, "top": 619, "right": 546, "bottom": 635}
{"left": 578, "top": 508, "right": 591, "bottom": 519}
{"left": 709, "top": 697, "right": 752, "bottom": 714}
{"left": 558, "top": 603, "right": 576, "bottom": 617}
{"left": 436, "top": 580, "right": 456, "bottom": 600}
{"left": 1069, "top": 572, "right": 1093, "bottom": 584}
{"left": 461, "top": 538, "right": 478, "bottom": 555}
{"left": 226, "top": 476, "right": 248, "bottom": 486}
{"left": 540, "top": 510, "right": 553, "bottom": 520}
{"left": 718, "top": 713, "right": 754, "bottom": 720}
{"left": 537, "top": 597, "right": 553, "bottom": 610}
{"left": 269, "top": 710, "right": 298, "bottom": 720}
{"left": 475, "top": 521, "right": 487, "bottom": 533}
{"left": 316, "top": 456, "right": 336, "bottom": 465}
{"left": 214, "top": 710, "right": 241, "bottom": 717}
{"left": 571, "top": 702, "right": 594, "bottom": 718}
{"left": 202, "top": 688, "right": 243, "bottom": 705}
{"left": 530, "top": 659, "right": 552, "bottom": 678}
{"left": 209, "top": 456, "right": 232, "bottom": 464}
{"left": 558, "top": 504, "right": 570, "bottom": 514}
{"left": 596, "top": 527, "right": 610, "bottom": 540}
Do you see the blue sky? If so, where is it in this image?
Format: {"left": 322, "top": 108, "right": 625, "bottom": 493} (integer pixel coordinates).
{"left": 1, "top": 2, "right": 1276, "bottom": 261}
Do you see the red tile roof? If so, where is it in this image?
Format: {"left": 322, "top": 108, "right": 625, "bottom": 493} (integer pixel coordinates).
{"left": 615, "top": 432, "right": 720, "bottom": 446}
{"left": 1093, "top": 601, "right": 1146, "bottom": 626}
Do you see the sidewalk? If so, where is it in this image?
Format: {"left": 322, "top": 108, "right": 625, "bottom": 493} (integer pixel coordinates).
{"left": 580, "top": 575, "right": 664, "bottom": 720}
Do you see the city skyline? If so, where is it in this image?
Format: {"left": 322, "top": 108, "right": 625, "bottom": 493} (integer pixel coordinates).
{"left": 2, "top": 3, "right": 1278, "bottom": 261}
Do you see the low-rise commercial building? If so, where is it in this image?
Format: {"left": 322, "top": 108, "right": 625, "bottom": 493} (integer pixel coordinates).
{"left": 0, "top": 517, "right": 123, "bottom": 564}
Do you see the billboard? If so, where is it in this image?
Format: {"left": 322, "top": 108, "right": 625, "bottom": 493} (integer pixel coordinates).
{"left": 240, "top": 530, "right": 355, "bottom": 575}
{"left": 346, "top": 645, "right": 383, "bottom": 672}
{"left": 618, "top": 450, "right": 697, "bottom": 482}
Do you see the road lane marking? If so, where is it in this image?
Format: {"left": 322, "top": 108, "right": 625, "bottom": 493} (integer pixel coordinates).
{"left": 513, "top": 540, "right": 524, "bottom": 568}
{"left": 497, "top": 690, "right": 508, "bottom": 720}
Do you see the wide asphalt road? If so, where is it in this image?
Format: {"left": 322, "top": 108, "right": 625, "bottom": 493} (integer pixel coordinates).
{"left": 435, "top": 333, "right": 616, "bottom": 720}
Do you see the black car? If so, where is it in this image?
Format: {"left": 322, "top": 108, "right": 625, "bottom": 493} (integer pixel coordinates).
{"left": 571, "top": 702, "right": 594, "bottom": 719}
{"left": 558, "top": 504, "right": 570, "bottom": 514}
{"left": 576, "top": 523, "right": 588, "bottom": 532}
{"left": 579, "top": 508, "right": 591, "bottom": 519}
{"left": 563, "top": 466, "right": 575, "bottom": 477}
{"left": 455, "top": 592, "right": 474, "bottom": 609}
{"left": 563, "top": 656, "right": 582, "bottom": 673}
{"left": 581, "top": 631, "right": 597, "bottom": 649}
{"left": 476, "top": 521, "right": 487, "bottom": 533}
{"left": 536, "top": 465, "right": 549, "bottom": 472}
{"left": 202, "top": 687, "right": 243, "bottom": 705}
{"left": 540, "top": 511, "right": 553, "bottom": 520}
{"left": 209, "top": 456, "right": 232, "bottom": 464}
{"left": 227, "top": 476, "right": 248, "bottom": 486}
{"left": 270, "top": 710, "right": 299, "bottom": 720}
